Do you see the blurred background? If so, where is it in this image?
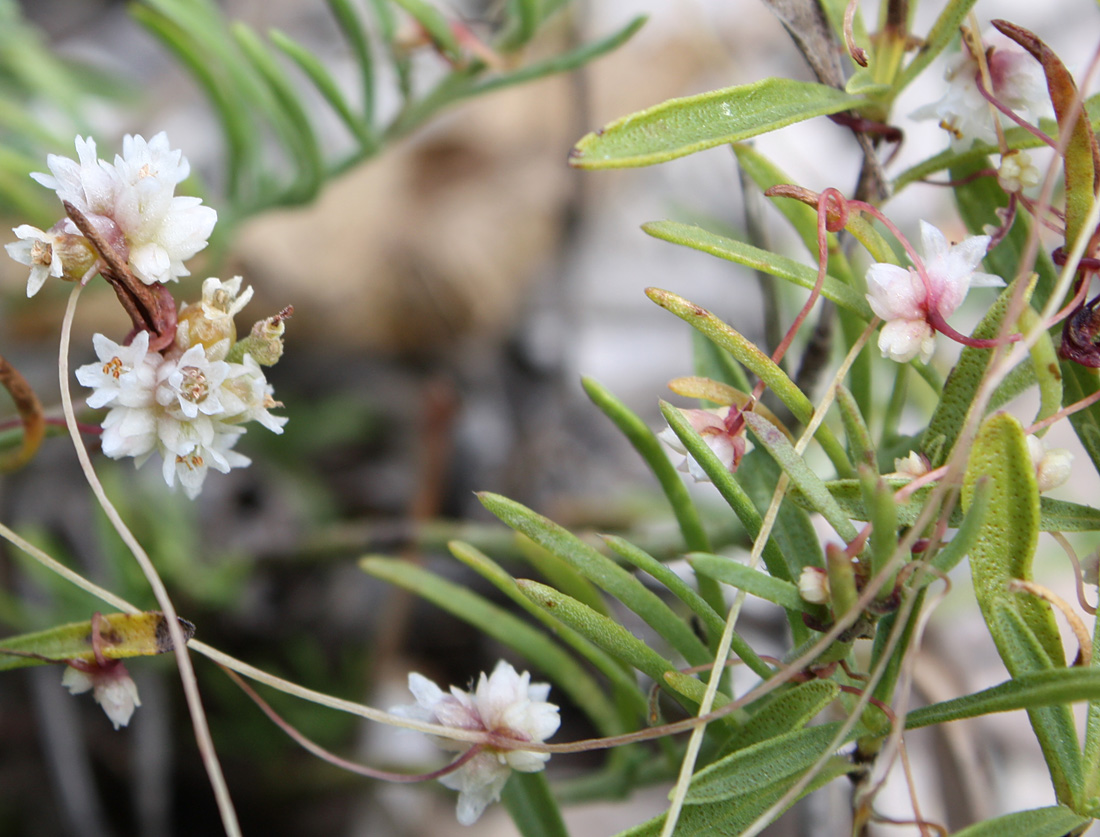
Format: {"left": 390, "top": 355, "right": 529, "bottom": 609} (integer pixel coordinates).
{"left": 0, "top": 0, "right": 1098, "bottom": 834}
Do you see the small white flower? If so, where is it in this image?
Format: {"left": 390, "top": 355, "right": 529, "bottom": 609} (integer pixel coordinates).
{"left": 865, "top": 221, "right": 1003, "bottom": 363}
{"left": 62, "top": 662, "right": 142, "bottom": 730}
{"left": 219, "top": 355, "right": 287, "bottom": 433}
{"left": 392, "top": 661, "right": 560, "bottom": 825}
{"left": 912, "top": 44, "right": 1046, "bottom": 147}
{"left": 658, "top": 407, "right": 749, "bottom": 482}
{"left": 158, "top": 417, "right": 250, "bottom": 499}
{"left": 75, "top": 331, "right": 160, "bottom": 409}
{"left": 156, "top": 344, "right": 230, "bottom": 419}
{"left": 1026, "top": 435, "right": 1073, "bottom": 493}
{"left": 798, "top": 567, "right": 831, "bottom": 605}
{"left": 891, "top": 451, "right": 930, "bottom": 478}
{"left": 6, "top": 225, "right": 65, "bottom": 297}
{"left": 997, "top": 150, "right": 1041, "bottom": 193}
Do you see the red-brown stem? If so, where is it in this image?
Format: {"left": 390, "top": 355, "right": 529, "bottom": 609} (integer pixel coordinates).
{"left": 223, "top": 665, "right": 486, "bottom": 783}
{"left": 973, "top": 71, "right": 1058, "bottom": 149}
{"left": 0, "top": 353, "right": 45, "bottom": 471}
{"left": 843, "top": 0, "right": 868, "bottom": 66}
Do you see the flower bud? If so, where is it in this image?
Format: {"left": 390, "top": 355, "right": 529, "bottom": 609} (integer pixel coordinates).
{"left": 798, "top": 567, "right": 831, "bottom": 605}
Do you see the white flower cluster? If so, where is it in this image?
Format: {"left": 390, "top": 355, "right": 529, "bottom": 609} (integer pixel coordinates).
{"left": 392, "top": 661, "right": 561, "bottom": 825}
{"left": 76, "top": 277, "right": 286, "bottom": 498}
{"left": 5, "top": 133, "right": 216, "bottom": 296}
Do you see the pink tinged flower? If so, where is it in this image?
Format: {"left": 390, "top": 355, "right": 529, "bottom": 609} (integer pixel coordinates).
{"left": 6, "top": 225, "right": 65, "bottom": 297}
{"left": 911, "top": 45, "right": 1046, "bottom": 147}
{"left": 62, "top": 661, "right": 141, "bottom": 730}
{"left": 391, "top": 661, "right": 560, "bottom": 826}
{"left": 865, "top": 221, "right": 1003, "bottom": 363}
{"left": 658, "top": 406, "right": 749, "bottom": 482}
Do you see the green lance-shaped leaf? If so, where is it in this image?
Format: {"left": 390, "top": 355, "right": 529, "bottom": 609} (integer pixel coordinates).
{"left": 447, "top": 541, "right": 645, "bottom": 730}
{"left": 962, "top": 412, "right": 1083, "bottom": 804}
{"left": 950, "top": 806, "right": 1092, "bottom": 837}
{"left": 268, "top": 28, "right": 373, "bottom": 148}
{"left": 810, "top": 478, "right": 1100, "bottom": 532}
{"left": 894, "top": 0, "right": 979, "bottom": 92}
{"left": 688, "top": 554, "right": 811, "bottom": 614}
{"left": 0, "top": 612, "right": 194, "bottom": 671}
{"left": 570, "top": 78, "right": 867, "bottom": 169}
{"left": 502, "top": 771, "right": 570, "bottom": 837}
{"left": 516, "top": 534, "right": 611, "bottom": 619}
{"left": 643, "top": 221, "right": 871, "bottom": 318}
{"left": 906, "top": 668, "right": 1100, "bottom": 729}
{"left": 325, "top": 0, "right": 376, "bottom": 126}
{"left": 516, "top": 580, "right": 726, "bottom": 714}
{"left": 647, "top": 288, "right": 854, "bottom": 477}
{"left": 741, "top": 411, "right": 858, "bottom": 543}
{"left": 836, "top": 384, "right": 876, "bottom": 469}
{"left": 723, "top": 679, "right": 841, "bottom": 751}
{"left": 580, "top": 376, "right": 713, "bottom": 560}
{"left": 360, "top": 557, "right": 622, "bottom": 733}
{"left": 860, "top": 465, "right": 899, "bottom": 598}
{"left": 684, "top": 721, "right": 851, "bottom": 804}
{"left": 995, "top": 20, "right": 1099, "bottom": 251}
{"left": 479, "top": 493, "right": 712, "bottom": 667}
{"left": 232, "top": 23, "right": 324, "bottom": 203}
{"left": 922, "top": 276, "right": 1033, "bottom": 466}
{"left": 615, "top": 756, "right": 856, "bottom": 837}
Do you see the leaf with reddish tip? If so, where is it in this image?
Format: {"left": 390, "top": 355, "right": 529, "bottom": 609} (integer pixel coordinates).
{"left": 993, "top": 19, "right": 1100, "bottom": 250}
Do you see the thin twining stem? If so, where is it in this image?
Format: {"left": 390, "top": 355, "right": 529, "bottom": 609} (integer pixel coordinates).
{"left": 0, "top": 353, "right": 45, "bottom": 471}
{"left": 57, "top": 284, "right": 241, "bottom": 837}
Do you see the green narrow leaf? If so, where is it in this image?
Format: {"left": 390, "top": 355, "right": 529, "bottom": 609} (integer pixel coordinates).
{"left": 859, "top": 466, "right": 898, "bottom": 597}
{"left": 325, "top": 0, "right": 376, "bottom": 125}
{"left": 600, "top": 536, "right": 738, "bottom": 661}
{"left": 570, "top": 78, "right": 867, "bottom": 169}
{"left": 949, "top": 806, "right": 1091, "bottom": 837}
{"left": 811, "top": 478, "right": 1100, "bottom": 531}
{"left": 642, "top": 221, "right": 871, "bottom": 317}
{"left": 516, "top": 580, "right": 722, "bottom": 713}
{"left": 724, "top": 679, "right": 840, "bottom": 750}
{"left": 478, "top": 493, "right": 712, "bottom": 667}
{"left": 836, "top": 385, "right": 875, "bottom": 468}
{"left": 894, "top": 0, "right": 979, "bottom": 91}
{"left": 922, "top": 276, "right": 1033, "bottom": 465}
{"left": 742, "top": 411, "right": 858, "bottom": 542}
{"left": 268, "top": 29, "right": 373, "bottom": 147}
{"left": 616, "top": 757, "right": 855, "bottom": 837}
{"left": 502, "top": 771, "right": 570, "bottom": 837}
{"left": 359, "top": 557, "right": 622, "bottom": 732}
{"left": 962, "top": 413, "right": 1082, "bottom": 803}
{"left": 688, "top": 554, "right": 809, "bottom": 614}
{"left": 0, "top": 612, "right": 193, "bottom": 671}
{"left": 580, "top": 377, "right": 711, "bottom": 556}
{"left": 685, "top": 721, "right": 849, "bottom": 803}
{"left": 907, "top": 668, "right": 1100, "bottom": 728}
{"left": 648, "top": 290, "right": 854, "bottom": 477}
{"left": 516, "top": 535, "right": 611, "bottom": 618}
{"left": 232, "top": 23, "right": 323, "bottom": 202}
{"left": 447, "top": 540, "right": 643, "bottom": 731}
